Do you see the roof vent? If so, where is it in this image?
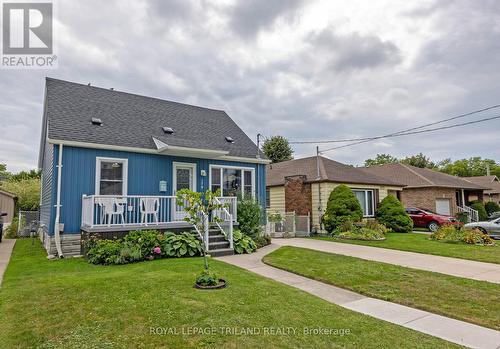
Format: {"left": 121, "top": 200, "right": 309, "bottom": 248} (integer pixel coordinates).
{"left": 91, "top": 117, "right": 102, "bottom": 126}
{"left": 162, "top": 127, "right": 174, "bottom": 134}
{"left": 225, "top": 136, "right": 234, "bottom": 143}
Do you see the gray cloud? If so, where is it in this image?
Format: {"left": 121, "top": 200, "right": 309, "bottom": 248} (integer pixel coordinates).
{"left": 0, "top": 0, "right": 499, "bottom": 173}
{"left": 228, "top": 0, "right": 304, "bottom": 39}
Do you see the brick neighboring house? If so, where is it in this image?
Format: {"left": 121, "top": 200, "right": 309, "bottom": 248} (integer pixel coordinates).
{"left": 463, "top": 176, "right": 500, "bottom": 204}
{"left": 266, "top": 156, "right": 405, "bottom": 232}
{"left": 361, "top": 163, "right": 487, "bottom": 216}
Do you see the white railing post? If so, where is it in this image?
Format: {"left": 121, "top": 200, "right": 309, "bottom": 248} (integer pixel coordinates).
{"left": 204, "top": 214, "right": 209, "bottom": 251}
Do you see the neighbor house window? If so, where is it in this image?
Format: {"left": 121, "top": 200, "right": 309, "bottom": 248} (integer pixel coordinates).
{"left": 96, "top": 157, "right": 128, "bottom": 195}
{"left": 210, "top": 165, "right": 254, "bottom": 198}
{"left": 353, "top": 189, "right": 374, "bottom": 217}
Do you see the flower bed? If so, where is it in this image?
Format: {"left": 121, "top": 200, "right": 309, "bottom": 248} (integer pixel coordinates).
{"left": 430, "top": 225, "right": 495, "bottom": 246}
{"left": 332, "top": 220, "right": 388, "bottom": 241}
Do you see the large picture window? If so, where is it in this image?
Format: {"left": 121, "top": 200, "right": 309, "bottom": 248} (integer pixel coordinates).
{"left": 210, "top": 165, "right": 254, "bottom": 198}
{"left": 353, "top": 189, "right": 374, "bottom": 217}
{"left": 96, "top": 157, "right": 128, "bottom": 195}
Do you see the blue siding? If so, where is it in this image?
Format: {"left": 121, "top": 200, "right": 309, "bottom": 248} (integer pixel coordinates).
{"left": 39, "top": 143, "right": 56, "bottom": 234}
{"left": 55, "top": 146, "right": 266, "bottom": 234}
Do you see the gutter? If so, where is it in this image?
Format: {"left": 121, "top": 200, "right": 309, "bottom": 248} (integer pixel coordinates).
{"left": 54, "top": 143, "right": 64, "bottom": 258}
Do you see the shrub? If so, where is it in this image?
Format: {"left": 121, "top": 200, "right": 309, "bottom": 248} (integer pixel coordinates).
{"left": 86, "top": 239, "right": 123, "bottom": 265}
{"left": 485, "top": 201, "right": 500, "bottom": 217}
{"left": 254, "top": 235, "right": 271, "bottom": 249}
{"left": 470, "top": 201, "right": 488, "bottom": 221}
{"left": 430, "top": 225, "right": 495, "bottom": 246}
{"left": 162, "top": 232, "right": 203, "bottom": 257}
{"left": 456, "top": 211, "right": 469, "bottom": 224}
{"left": 322, "top": 185, "right": 363, "bottom": 233}
{"left": 233, "top": 230, "right": 257, "bottom": 254}
{"left": 124, "top": 230, "right": 163, "bottom": 258}
{"left": 237, "top": 198, "right": 262, "bottom": 239}
{"left": 116, "top": 243, "right": 143, "bottom": 264}
{"left": 337, "top": 228, "right": 385, "bottom": 241}
{"left": 376, "top": 195, "right": 413, "bottom": 233}
{"left": 365, "top": 219, "right": 390, "bottom": 234}
{"left": 196, "top": 269, "right": 220, "bottom": 286}
{"left": 4, "top": 217, "right": 19, "bottom": 239}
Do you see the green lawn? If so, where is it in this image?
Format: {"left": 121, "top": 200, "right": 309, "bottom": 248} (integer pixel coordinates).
{"left": 314, "top": 232, "right": 500, "bottom": 264}
{"left": 263, "top": 246, "right": 500, "bottom": 331}
{"left": 0, "top": 240, "right": 460, "bottom": 349}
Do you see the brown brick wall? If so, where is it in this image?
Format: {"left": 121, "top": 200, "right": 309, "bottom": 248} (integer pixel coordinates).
{"left": 284, "top": 175, "right": 312, "bottom": 215}
{"left": 399, "top": 187, "right": 458, "bottom": 215}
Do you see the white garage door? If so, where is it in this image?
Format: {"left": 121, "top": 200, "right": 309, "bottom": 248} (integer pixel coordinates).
{"left": 435, "top": 199, "right": 451, "bottom": 215}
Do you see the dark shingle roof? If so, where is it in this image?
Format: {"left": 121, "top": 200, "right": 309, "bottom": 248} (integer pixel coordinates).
{"left": 266, "top": 156, "right": 405, "bottom": 187}
{"left": 44, "top": 78, "right": 262, "bottom": 158}
{"left": 361, "top": 163, "right": 487, "bottom": 190}
{"left": 463, "top": 176, "right": 499, "bottom": 194}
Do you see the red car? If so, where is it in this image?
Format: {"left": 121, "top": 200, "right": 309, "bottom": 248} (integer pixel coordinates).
{"left": 405, "top": 207, "right": 461, "bottom": 232}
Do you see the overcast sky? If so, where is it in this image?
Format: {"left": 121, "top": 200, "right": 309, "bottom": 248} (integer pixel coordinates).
{"left": 1, "top": 0, "right": 500, "bottom": 172}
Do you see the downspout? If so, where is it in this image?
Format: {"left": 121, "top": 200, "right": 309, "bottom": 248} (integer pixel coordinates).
{"left": 54, "top": 143, "right": 64, "bottom": 258}
{"left": 316, "top": 146, "right": 323, "bottom": 232}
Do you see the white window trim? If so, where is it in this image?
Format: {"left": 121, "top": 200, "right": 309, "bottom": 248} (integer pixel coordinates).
{"left": 209, "top": 164, "right": 255, "bottom": 198}
{"left": 173, "top": 162, "right": 197, "bottom": 194}
{"left": 353, "top": 189, "right": 375, "bottom": 217}
{"left": 95, "top": 157, "right": 128, "bottom": 196}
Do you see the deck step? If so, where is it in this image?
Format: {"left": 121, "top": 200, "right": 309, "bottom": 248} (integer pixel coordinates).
{"left": 208, "top": 248, "right": 234, "bottom": 257}
{"left": 209, "top": 234, "right": 226, "bottom": 243}
{"left": 209, "top": 241, "right": 230, "bottom": 249}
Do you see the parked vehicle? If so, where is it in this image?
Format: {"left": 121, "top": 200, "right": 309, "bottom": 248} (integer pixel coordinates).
{"left": 0, "top": 212, "right": 7, "bottom": 243}
{"left": 405, "top": 207, "right": 460, "bottom": 232}
{"left": 465, "top": 218, "right": 500, "bottom": 239}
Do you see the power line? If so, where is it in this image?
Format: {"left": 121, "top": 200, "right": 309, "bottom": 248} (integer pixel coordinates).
{"left": 319, "top": 113, "right": 500, "bottom": 154}
{"left": 289, "top": 104, "right": 500, "bottom": 144}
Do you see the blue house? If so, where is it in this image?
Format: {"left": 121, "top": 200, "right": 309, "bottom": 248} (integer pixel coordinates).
{"left": 38, "top": 78, "right": 269, "bottom": 257}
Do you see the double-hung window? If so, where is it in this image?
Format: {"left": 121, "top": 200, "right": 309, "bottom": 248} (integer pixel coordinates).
{"left": 96, "top": 158, "right": 128, "bottom": 195}
{"left": 353, "top": 189, "right": 374, "bottom": 217}
{"left": 210, "top": 165, "right": 254, "bottom": 198}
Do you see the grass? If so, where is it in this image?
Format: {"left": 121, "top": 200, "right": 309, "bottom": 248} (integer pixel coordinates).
{"left": 314, "top": 232, "right": 500, "bottom": 264}
{"left": 263, "top": 246, "right": 500, "bottom": 331}
{"left": 0, "top": 240, "right": 461, "bottom": 349}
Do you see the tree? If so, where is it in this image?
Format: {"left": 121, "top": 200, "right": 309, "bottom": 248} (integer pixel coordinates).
{"left": 237, "top": 198, "right": 262, "bottom": 239}
{"left": 262, "top": 136, "right": 293, "bottom": 163}
{"left": 364, "top": 154, "right": 398, "bottom": 167}
{"left": 1, "top": 178, "right": 40, "bottom": 211}
{"left": 470, "top": 201, "right": 488, "bottom": 221}
{"left": 376, "top": 195, "right": 413, "bottom": 233}
{"left": 438, "top": 157, "right": 500, "bottom": 177}
{"left": 322, "top": 185, "right": 363, "bottom": 233}
{"left": 10, "top": 169, "right": 41, "bottom": 181}
{"left": 485, "top": 201, "right": 500, "bottom": 217}
{"left": 401, "top": 153, "right": 436, "bottom": 169}
{"left": 0, "top": 164, "right": 11, "bottom": 182}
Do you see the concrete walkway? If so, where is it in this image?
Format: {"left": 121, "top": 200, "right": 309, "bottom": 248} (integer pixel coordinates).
{"left": 272, "top": 238, "right": 500, "bottom": 284}
{"left": 0, "top": 239, "right": 15, "bottom": 286}
{"left": 216, "top": 244, "right": 500, "bottom": 349}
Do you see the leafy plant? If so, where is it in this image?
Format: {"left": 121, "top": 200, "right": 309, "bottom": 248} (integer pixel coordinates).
{"left": 430, "top": 225, "right": 495, "bottom": 246}
{"left": 470, "top": 201, "right": 488, "bottom": 221}
{"left": 123, "top": 230, "right": 163, "bottom": 258}
{"left": 116, "top": 243, "right": 143, "bottom": 264}
{"left": 267, "top": 211, "right": 283, "bottom": 222}
{"left": 237, "top": 198, "right": 262, "bottom": 239}
{"left": 254, "top": 235, "right": 271, "bottom": 249}
{"left": 162, "top": 232, "right": 203, "bottom": 257}
{"left": 322, "top": 185, "right": 363, "bottom": 233}
{"left": 196, "top": 269, "right": 220, "bottom": 286}
{"left": 86, "top": 239, "right": 123, "bottom": 265}
{"left": 233, "top": 230, "right": 257, "bottom": 254}
{"left": 463, "top": 229, "right": 495, "bottom": 246}
{"left": 485, "top": 201, "right": 500, "bottom": 217}
{"left": 364, "top": 219, "right": 390, "bottom": 234}
{"left": 376, "top": 195, "right": 413, "bottom": 233}
{"left": 337, "top": 228, "right": 385, "bottom": 241}
{"left": 4, "top": 216, "right": 19, "bottom": 239}
{"left": 456, "top": 211, "right": 469, "bottom": 224}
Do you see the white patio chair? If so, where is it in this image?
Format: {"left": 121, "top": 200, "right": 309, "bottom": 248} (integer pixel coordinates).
{"left": 96, "top": 198, "right": 126, "bottom": 226}
{"left": 140, "top": 197, "right": 159, "bottom": 225}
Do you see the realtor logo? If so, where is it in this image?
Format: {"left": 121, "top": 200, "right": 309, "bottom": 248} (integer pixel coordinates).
{"left": 3, "top": 2, "right": 52, "bottom": 54}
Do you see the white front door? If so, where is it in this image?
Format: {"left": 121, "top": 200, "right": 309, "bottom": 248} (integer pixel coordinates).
{"left": 173, "top": 163, "right": 197, "bottom": 221}
{"left": 436, "top": 199, "right": 451, "bottom": 215}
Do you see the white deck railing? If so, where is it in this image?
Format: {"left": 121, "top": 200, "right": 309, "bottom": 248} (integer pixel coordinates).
{"left": 457, "top": 205, "right": 479, "bottom": 222}
{"left": 213, "top": 197, "right": 234, "bottom": 249}
{"left": 81, "top": 195, "right": 238, "bottom": 229}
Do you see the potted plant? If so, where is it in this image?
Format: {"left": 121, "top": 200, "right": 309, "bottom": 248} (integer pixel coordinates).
{"left": 176, "top": 189, "right": 227, "bottom": 289}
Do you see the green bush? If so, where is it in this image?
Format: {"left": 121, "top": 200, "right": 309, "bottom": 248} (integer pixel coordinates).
{"left": 196, "top": 269, "right": 220, "bottom": 286}
{"left": 123, "top": 230, "right": 163, "bottom": 257}
{"left": 485, "top": 201, "right": 500, "bottom": 216}
{"left": 430, "top": 225, "right": 495, "bottom": 246}
{"left": 376, "top": 195, "right": 413, "bottom": 233}
{"left": 322, "top": 185, "right": 363, "bottom": 233}
{"left": 337, "top": 227, "right": 385, "bottom": 241}
{"left": 254, "top": 235, "right": 271, "bottom": 249}
{"left": 4, "top": 217, "right": 19, "bottom": 239}
{"left": 162, "top": 232, "right": 203, "bottom": 257}
{"left": 470, "top": 201, "right": 488, "bottom": 221}
{"left": 86, "top": 239, "right": 123, "bottom": 265}
{"left": 233, "top": 230, "right": 257, "bottom": 254}
{"left": 364, "top": 219, "right": 390, "bottom": 234}
{"left": 237, "top": 198, "right": 262, "bottom": 239}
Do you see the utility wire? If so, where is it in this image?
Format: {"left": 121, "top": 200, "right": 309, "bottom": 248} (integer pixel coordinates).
{"left": 319, "top": 113, "right": 500, "bottom": 154}
{"left": 289, "top": 104, "right": 500, "bottom": 144}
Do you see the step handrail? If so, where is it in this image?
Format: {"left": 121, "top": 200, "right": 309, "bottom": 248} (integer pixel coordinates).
{"left": 213, "top": 197, "right": 234, "bottom": 250}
